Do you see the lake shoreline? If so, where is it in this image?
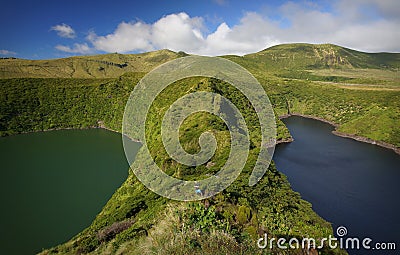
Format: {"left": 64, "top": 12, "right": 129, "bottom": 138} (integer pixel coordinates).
{"left": 97, "top": 121, "right": 142, "bottom": 143}
{"left": 3, "top": 116, "right": 399, "bottom": 155}
{"left": 279, "top": 113, "right": 400, "bottom": 155}
{"left": 8, "top": 124, "right": 295, "bottom": 146}
{"left": 3, "top": 122, "right": 142, "bottom": 144}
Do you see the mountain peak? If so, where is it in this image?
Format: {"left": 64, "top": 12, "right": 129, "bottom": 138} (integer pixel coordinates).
{"left": 244, "top": 43, "right": 400, "bottom": 69}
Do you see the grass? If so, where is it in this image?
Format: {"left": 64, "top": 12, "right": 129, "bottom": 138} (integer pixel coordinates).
{"left": 258, "top": 78, "right": 400, "bottom": 147}
{"left": 309, "top": 68, "right": 400, "bottom": 82}
{"left": 0, "top": 49, "right": 180, "bottom": 78}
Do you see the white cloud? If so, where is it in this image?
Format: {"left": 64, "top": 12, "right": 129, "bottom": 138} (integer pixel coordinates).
{"left": 87, "top": 12, "right": 277, "bottom": 56}
{"left": 277, "top": 1, "right": 400, "bottom": 52}
{"left": 51, "top": 23, "right": 76, "bottom": 38}
{"left": 64, "top": 1, "right": 400, "bottom": 56}
{"left": 87, "top": 13, "right": 205, "bottom": 53}
{"left": 0, "top": 49, "right": 16, "bottom": 55}
{"left": 335, "top": 0, "right": 400, "bottom": 21}
{"left": 55, "top": 43, "right": 92, "bottom": 54}
{"left": 88, "top": 22, "right": 153, "bottom": 52}
{"left": 151, "top": 13, "right": 204, "bottom": 52}
{"left": 198, "top": 13, "right": 280, "bottom": 55}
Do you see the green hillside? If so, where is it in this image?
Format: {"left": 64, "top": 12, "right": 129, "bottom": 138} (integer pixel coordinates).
{"left": 224, "top": 43, "right": 400, "bottom": 149}
{"left": 0, "top": 49, "right": 185, "bottom": 78}
{"left": 1, "top": 43, "right": 399, "bottom": 254}
{"left": 2, "top": 43, "right": 399, "bottom": 80}
{"left": 230, "top": 43, "right": 400, "bottom": 71}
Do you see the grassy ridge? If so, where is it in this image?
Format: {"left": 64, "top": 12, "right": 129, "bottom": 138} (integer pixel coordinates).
{"left": 240, "top": 43, "right": 400, "bottom": 70}
{"left": 0, "top": 50, "right": 184, "bottom": 78}
{"left": 39, "top": 76, "right": 344, "bottom": 255}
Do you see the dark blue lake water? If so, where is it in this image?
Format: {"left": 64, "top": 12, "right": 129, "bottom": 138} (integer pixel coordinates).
{"left": 273, "top": 116, "right": 400, "bottom": 255}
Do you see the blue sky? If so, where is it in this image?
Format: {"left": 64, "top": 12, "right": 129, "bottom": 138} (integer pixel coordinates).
{"left": 1, "top": 0, "right": 399, "bottom": 59}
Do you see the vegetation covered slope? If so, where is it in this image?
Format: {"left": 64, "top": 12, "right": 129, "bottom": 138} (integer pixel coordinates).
{"left": 1, "top": 43, "right": 399, "bottom": 254}
{"left": 230, "top": 43, "right": 400, "bottom": 71}
{"left": 0, "top": 74, "right": 142, "bottom": 136}
{"left": 0, "top": 50, "right": 186, "bottom": 78}
{"left": 224, "top": 43, "right": 400, "bottom": 148}
{"left": 39, "top": 77, "right": 344, "bottom": 255}
{"left": 1, "top": 43, "right": 399, "bottom": 147}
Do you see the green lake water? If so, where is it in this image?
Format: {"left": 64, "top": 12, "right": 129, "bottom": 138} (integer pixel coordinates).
{"left": 0, "top": 129, "right": 141, "bottom": 255}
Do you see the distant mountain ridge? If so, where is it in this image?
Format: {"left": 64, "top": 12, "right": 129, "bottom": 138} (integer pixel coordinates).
{"left": 0, "top": 44, "right": 398, "bottom": 79}
{"left": 0, "top": 49, "right": 184, "bottom": 79}
{"left": 220, "top": 43, "right": 399, "bottom": 75}
{"left": 245, "top": 43, "right": 400, "bottom": 69}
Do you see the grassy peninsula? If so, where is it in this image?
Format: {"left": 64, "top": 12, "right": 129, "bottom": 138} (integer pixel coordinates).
{"left": 1, "top": 43, "right": 399, "bottom": 254}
